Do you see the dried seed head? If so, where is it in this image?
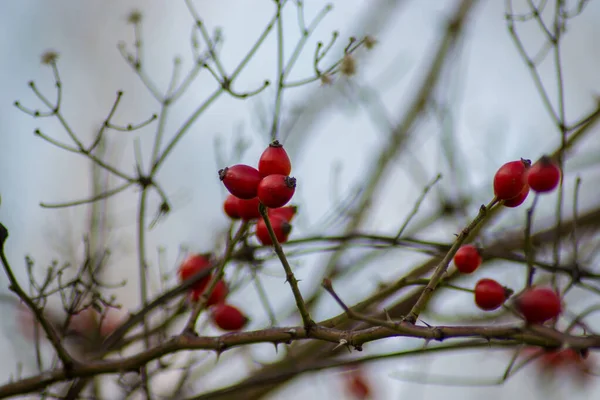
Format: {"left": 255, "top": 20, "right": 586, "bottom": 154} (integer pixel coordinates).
{"left": 340, "top": 54, "right": 356, "bottom": 77}
{"left": 320, "top": 74, "right": 334, "bottom": 86}
{"left": 40, "top": 51, "right": 59, "bottom": 65}
{"left": 364, "top": 35, "right": 377, "bottom": 50}
{"left": 127, "top": 9, "right": 142, "bottom": 24}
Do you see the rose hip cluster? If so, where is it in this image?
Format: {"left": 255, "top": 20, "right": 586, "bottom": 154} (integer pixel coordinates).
{"left": 493, "top": 155, "right": 561, "bottom": 208}
{"left": 178, "top": 253, "right": 249, "bottom": 331}
{"left": 451, "top": 155, "right": 563, "bottom": 324}
{"left": 220, "top": 140, "right": 297, "bottom": 246}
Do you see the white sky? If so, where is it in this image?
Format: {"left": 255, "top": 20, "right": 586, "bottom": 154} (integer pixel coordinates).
{"left": 1, "top": 1, "right": 600, "bottom": 399}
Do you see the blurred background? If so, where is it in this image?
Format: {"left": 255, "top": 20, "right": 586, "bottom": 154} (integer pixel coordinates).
{"left": 1, "top": 0, "right": 600, "bottom": 399}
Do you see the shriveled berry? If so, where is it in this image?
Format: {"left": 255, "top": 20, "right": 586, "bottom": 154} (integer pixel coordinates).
{"left": 256, "top": 216, "right": 292, "bottom": 245}
{"left": 268, "top": 205, "right": 298, "bottom": 222}
{"left": 493, "top": 159, "right": 531, "bottom": 200}
{"left": 257, "top": 174, "right": 296, "bottom": 208}
{"left": 191, "top": 279, "right": 229, "bottom": 306}
{"left": 223, "top": 195, "right": 241, "bottom": 219}
{"left": 258, "top": 140, "right": 292, "bottom": 177}
{"left": 515, "top": 287, "right": 562, "bottom": 324}
{"left": 503, "top": 185, "right": 530, "bottom": 208}
{"left": 237, "top": 197, "right": 261, "bottom": 220}
{"left": 178, "top": 254, "right": 212, "bottom": 292}
{"left": 210, "top": 303, "right": 249, "bottom": 331}
{"left": 474, "top": 278, "right": 512, "bottom": 311}
{"left": 219, "top": 164, "right": 262, "bottom": 199}
{"left": 453, "top": 245, "right": 482, "bottom": 274}
{"left": 528, "top": 156, "right": 561, "bottom": 193}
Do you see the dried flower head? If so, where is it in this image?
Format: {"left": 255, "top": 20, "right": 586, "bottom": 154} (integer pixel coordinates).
{"left": 320, "top": 74, "right": 334, "bottom": 86}
{"left": 364, "top": 35, "right": 377, "bottom": 50}
{"left": 340, "top": 54, "right": 356, "bottom": 77}
{"left": 40, "top": 50, "right": 59, "bottom": 65}
{"left": 127, "top": 9, "right": 142, "bottom": 24}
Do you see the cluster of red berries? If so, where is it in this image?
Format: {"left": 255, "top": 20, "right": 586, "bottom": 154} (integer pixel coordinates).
{"left": 220, "top": 140, "right": 298, "bottom": 245}
{"left": 450, "top": 156, "right": 563, "bottom": 321}
{"left": 178, "top": 253, "right": 249, "bottom": 331}
{"left": 454, "top": 244, "right": 562, "bottom": 323}
{"left": 493, "top": 155, "right": 561, "bottom": 208}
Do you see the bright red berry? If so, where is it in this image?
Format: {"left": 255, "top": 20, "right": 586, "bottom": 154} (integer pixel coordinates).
{"left": 474, "top": 279, "right": 512, "bottom": 311}
{"left": 503, "top": 185, "right": 530, "bottom": 208}
{"left": 219, "top": 164, "right": 262, "bottom": 199}
{"left": 178, "top": 254, "right": 212, "bottom": 292}
{"left": 493, "top": 159, "right": 531, "bottom": 201}
{"left": 453, "top": 245, "right": 482, "bottom": 273}
{"left": 256, "top": 216, "right": 292, "bottom": 245}
{"left": 223, "top": 195, "right": 241, "bottom": 219}
{"left": 191, "top": 279, "right": 229, "bottom": 306}
{"left": 257, "top": 175, "right": 296, "bottom": 208}
{"left": 515, "top": 287, "right": 562, "bottom": 324}
{"left": 268, "top": 205, "right": 298, "bottom": 222}
{"left": 528, "top": 156, "right": 561, "bottom": 193}
{"left": 258, "top": 140, "right": 292, "bottom": 177}
{"left": 210, "top": 304, "right": 249, "bottom": 331}
{"left": 237, "top": 197, "right": 261, "bottom": 220}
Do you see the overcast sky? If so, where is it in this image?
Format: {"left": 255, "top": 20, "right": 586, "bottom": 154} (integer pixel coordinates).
{"left": 1, "top": 1, "right": 600, "bottom": 399}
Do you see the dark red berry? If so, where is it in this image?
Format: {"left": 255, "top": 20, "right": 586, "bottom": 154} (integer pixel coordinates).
{"left": 258, "top": 140, "right": 292, "bottom": 177}
{"left": 503, "top": 185, "right": 530, "bottom": 208}
{"left": 256, "top": 216, "right": 292, "bottom": 245}
{"left": 178, "top": 254, "right": 212, "bottom": 292}
{"left": 191, "top": 279, "right": 229, "bottom": 306}
{"left": 474, "top": 278, "right": 512, "bottom": 311}
{"left": 454, "top": 245, "right": 482, "bottom": 273}
{"left": 527, "top": 156, "right": 561, "bottom": 193}
{"left": 268, "top": 205, "right": 298, "bottom": 222}
{"left": 493, "top": 159, "right": 531, "bottom": 201}
{"left": 210, "top": 303, "right": 249, "bottom": 331}
{"left": 257, "top": 175, "right": 296, "bottom": 208}
{"left": 515, "top": 287, "right": 562, "bottom": 324}
{"left": 219, "top": 164, "right": 262, "bottom": 199}
{"left": 223, "top": 195, "right": 241, "bottom": 219}
{"left": 237, "top": 197, "right": 261, "bottom": 220}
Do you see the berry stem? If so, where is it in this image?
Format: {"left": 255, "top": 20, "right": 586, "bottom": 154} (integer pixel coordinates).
{"left": 259, "top": 203, "right": 314, "bottom": 329}
{"left": 404, "top": 198, "right": 499, "bottom": 324}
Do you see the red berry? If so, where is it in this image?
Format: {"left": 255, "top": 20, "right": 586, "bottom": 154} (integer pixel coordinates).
{"left": 223, "top": 195, "right": 241, "bottom": 219}
{"left": 210, "top": 304, "right": 249, "bottom": 331}
{"left": 493, "top": 159, "right": 531, "bottom": 200}
{"left": 178, "top": 254, "right": 212, "bottom": 292}
{"left": 219, "top": 164, "right": 262, "bottom": 199}
{"left": 515, "top": 287, "right": 562, "bottom": 324}
{"left": 256, "top": 216, "right": 292, "bottom": 245}
{"left": 237, "top": 197, "right": 261, "bottom": 220}
{"left": 503, "top": 185, "right": 530, "bottom": 208}
{"left": 453, "top": 245, "right": 482, "bottom": 273}
{"left": 474, "top": 278, "right": 512, "bottom": 311}
{"left": 258, "top": 140, "right": 292, "bottom": 177}
{"left": 257, "top": 175, "right": 296, "bottom": 208}
{"left": 528, "top": 156, "right": 561, "bottom": 193}
{"left": 191, "top": 279, "right": 229, "bottom": 306}
{"left": 345, "top": 375, "right": 371, "bottom": 400}
{"left": 268, "top": 205, "right": 298, "bottom": 222}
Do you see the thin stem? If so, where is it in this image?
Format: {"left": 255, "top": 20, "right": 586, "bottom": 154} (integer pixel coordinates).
{"left": 404, "top": 199, "right": 499, "bottom": 324}
{"left": 259, "top": 204, "right": 313, "bottom": 328}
